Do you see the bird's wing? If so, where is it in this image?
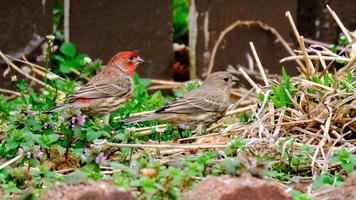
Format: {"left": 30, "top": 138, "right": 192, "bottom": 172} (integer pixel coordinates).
{"left": 156, "top": 93, "right": 223, "bottom": 114}
{"left": 68, "top": 72, "right": 131, "bottom": 102}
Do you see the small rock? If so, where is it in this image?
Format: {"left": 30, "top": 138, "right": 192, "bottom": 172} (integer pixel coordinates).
{"left": 141, "top": 168, "right": 157, "bottom": 177}
{"left": 40, "top": 181, "right": 136, "bottom": 200}
{"left": 183, "top": 176, "right": 292, "bottom": 200}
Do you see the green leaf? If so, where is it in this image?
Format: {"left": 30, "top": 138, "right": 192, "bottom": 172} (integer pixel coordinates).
{"left": 341, "top": 162, "right": 354, "bottom": 174}
{"left": 258, "top": 92, "right": 265, "bottom": 102}
{"left": 54, "top": 54, "right": 66, "bottom": 62}
{"left": 60, "top": 42, "right": 76, "bottom": 57}
{"left": 48, "top": 134, "right": 59, "bottom": 143}
{"left": 266, "top": 170, "right": 286, "bottom": 181}
{"left": 292, "top": 190, "right": 312, "bottom": 200}
{"left": 323, "top": 73, "right": 330, "bottom": 86}
{"left": 5, "top": 137, "right": 20, "bottom": 150}
{"left": 281, "top": 66, "right": 291, "bottom": 91}
{"left": 59, "top": 63, "right": 73, "bottom": 74}
{"left": 86, "top": 128, "right": 101, "bottom": 141}
{"left": 338, "top": 35, "right": 349, "bottom": 46}
{"left": 312, "top": 174, "right": 333, "bottom": 189}
{"left": 132, "top": 177, "right": 157, "bottom": 193}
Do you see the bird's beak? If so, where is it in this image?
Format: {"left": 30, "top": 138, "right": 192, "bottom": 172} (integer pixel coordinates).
{"left": 231, "top": 76, "right": 239, "bottom": 86}
{"left": 232, "top": 76, "right": 239, "bottom": 82}
{"left": 136, "top": 57, "right": 145, "bottom": 65}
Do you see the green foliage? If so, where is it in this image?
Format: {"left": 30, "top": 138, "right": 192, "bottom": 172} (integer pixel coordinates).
{"left": 225, "top": 138, "right": 245, "bottom": 156}
{"left": 312, "top": 173, "right": 344, "bottom": 189}
{"left": 173, "top": 81, "right": 201, "bottom": 97}
{"left": 53, "top": 2, "right": 64, "bottom": 40}
{"left": 54, "top": 42, "right": 102, "bottom": 77}
{"left": 331, "top": 148, "right": 356, "bottom": 175}
{"left": 330, "top": 35, "right": 349, "bottom": 54}
{"left": 1, "top": 18, "right": 355, "bottom": 198}
{"left": 269, "top": 67, "right": 294, "bottom": 108}
{"left": 292, "top": 190, "right": 312, "bottom": 200}
{"left": 173, "top": 0, "right": 189, "bottom": 43}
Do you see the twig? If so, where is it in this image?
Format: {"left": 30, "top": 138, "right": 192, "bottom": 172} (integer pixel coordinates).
{"left": 0, "top": 154, "right": 23, "bottom": 170}
{"left": 326, "top": 5, "right": 352, "bottom": 43}
{"left": 150, "top": 79, "right": 185, "bottom": 86}
{"left": 207, "top": 20, "right": 304, "bottom": 76}
{"left": 249, "top": 42, "right": 269, "bottom": 86}
{"left": 0, "top": 51, "right": 46, "bottom": 87}
{"left": 0, "top": 88, "right": 21, "bottom": 96}
{"left": 238, "top": 68, "right": 261, "bottom": 93}
{"left": 1, "top": 51, "right": 66, "bottom": 97}
{"left": 299, "top": 36, "right": 315, "bottom": 77}
{"left": 285, "top": 11, "right": 307, "bottom": 73}
{"left": 304, "top": 37, "right": 350, "bottom": 52}
{"left": 225, "top": 106, "right": 253, "bottom": 116}
{"left": 280, "top": 55, "right": 350, "bottom": 63}
{"left": 96, "top": 141, "right": 227, "bottom": 149}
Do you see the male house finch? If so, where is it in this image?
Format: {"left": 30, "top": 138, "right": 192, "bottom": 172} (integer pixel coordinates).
{"left": 123, "top": 71, "right": 236, "bottom": 133}
{"left": 49, "top": 51, "right": 144, "bottom": 125}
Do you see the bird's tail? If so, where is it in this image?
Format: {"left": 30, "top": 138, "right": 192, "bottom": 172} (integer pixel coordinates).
{"left": 44, "top": 104, "right": 74, "bottom": 113}
{"left": 122, "top": 111, "right": 159, "bottom": 124}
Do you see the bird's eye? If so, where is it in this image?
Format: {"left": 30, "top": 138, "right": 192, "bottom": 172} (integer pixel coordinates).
{"left": 223, "top": 78, "right": 229, "bottom": 82}
{"left": 129, "top": 57, "right": 135, "bottom": 61}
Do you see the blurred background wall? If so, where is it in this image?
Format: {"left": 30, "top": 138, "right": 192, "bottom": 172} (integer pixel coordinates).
{"left": 0, "top": 0, "right": 355, "bottom": 89}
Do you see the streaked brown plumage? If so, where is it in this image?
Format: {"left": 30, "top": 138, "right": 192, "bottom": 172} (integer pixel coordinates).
{"left": 123, "top": 71, "right": 236, "bottom": 133}
{"left": 49, "top": 51, "right": 144, "bottom": 125}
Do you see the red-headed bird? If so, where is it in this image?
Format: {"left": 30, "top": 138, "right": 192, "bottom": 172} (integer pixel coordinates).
{"left": 49, "top": 51, "right": 144, "bottom": 125}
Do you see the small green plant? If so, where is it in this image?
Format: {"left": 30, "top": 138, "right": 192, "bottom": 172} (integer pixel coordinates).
{"left": 312, "top": 173, "right": 344, "bottom": 189}
{"left": 329, "top": 35, "right": 349, "bottom": 53}
{"left": 292, "top": 190, "right": 313, "bottom": 200}
{"left": 54, "top": 42, "right": 102, "bottom": 77}
{"left": 331, "top": 148, "right": 356, "bottom": 175}
{"left": 268, "top": 67, "right": 294, "bottom": 108}
{"left": 225, "top": 138, "right": 245, "bottom": 156}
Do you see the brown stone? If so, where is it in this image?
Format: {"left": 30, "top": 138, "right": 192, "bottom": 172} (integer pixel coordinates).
{"left": 183, "top": 176, "right": 292, "bottom": 200}
{"left": 70, "top": 0, "right": 173, "bottom": 79}
{"left": 40, "top": 181, "right": 137, "bottom": 200}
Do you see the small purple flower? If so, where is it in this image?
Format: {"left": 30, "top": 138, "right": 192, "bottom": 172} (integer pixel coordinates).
{"left": 34, "top": 151, "right": 44, "bottom": 159}
{"left": 44, "top": 123, "right": 48, "bottom": 129}
{"left": 264, "top": 161, "right": 273, "bottom": 170}
{"left": 18, "top": 148, "right": 24, "bottom": 155}
{"left": 26, "top": 152, "right": 32, "bottom": 158}
{"left": 81, "top": 154, "right": 88, "bottom": 161}
{"left": 250, "top": 158, "right": 257, "bottom": 168}
{"left": 68, "top": 116, "right": 76, "bottom": 129}
{"left": 26, "top": 104, "right": 32, "bottom": 111}
{"left": 81, "top": 149, "right": 91, "bottom": 161}
{"left": 70, "top": 116, "right": 76, "bottom": 124}
{"left": 77, "top": 115, "right": 86, "bottom": 126}
{"left": 95, "top": 152, "right": 107, "bottom": 164}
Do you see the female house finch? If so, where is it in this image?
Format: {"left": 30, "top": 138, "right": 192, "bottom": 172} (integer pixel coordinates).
{"left": 123, "top": 71, "right": 237, "bottom": 133}
{"left": 49, "top": 51, "right": 145, "bottom": 125}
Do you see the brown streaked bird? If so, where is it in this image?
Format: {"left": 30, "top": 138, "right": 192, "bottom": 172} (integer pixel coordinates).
{"left": 48, "top": 51, "right": 144, "bottom": 125}
{"left": 123, "top": 71, "right": 236, "bottom": 133}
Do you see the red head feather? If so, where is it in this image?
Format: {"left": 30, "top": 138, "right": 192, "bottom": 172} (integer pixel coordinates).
{"left": 107, "top": 51, "right": 141, "bottom": 77}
